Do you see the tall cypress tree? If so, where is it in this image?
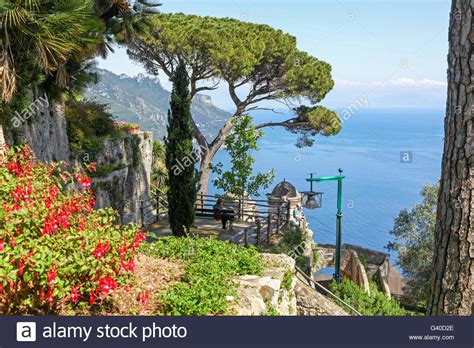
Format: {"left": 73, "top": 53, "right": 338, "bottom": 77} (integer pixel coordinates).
{"left": 165, "top": 61, "right": 198, "bottom": 237}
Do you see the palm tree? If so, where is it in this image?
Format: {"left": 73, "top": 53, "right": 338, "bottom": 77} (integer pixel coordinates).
{"left": 0, "top": 0, "right": 102, "bottom": 102}
{"left": 0, "top": 0, "right": 161, "bottom": 103}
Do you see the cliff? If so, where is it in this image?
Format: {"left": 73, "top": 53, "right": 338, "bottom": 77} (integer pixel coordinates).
{"left": 92, "top": 132, "right": 153, "bottom": 225}
{"left": 2, "top": 96, "right": 70, "bottom": 162}
{"left": 1, "top": 96, "right": 153, "bottom": 225}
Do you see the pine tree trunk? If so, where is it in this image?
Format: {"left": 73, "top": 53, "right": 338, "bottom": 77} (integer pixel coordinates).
{"left": 198, "top": 153, "right": 212, "bottom": 196}
{"left": 427, "top": 0, "right": 474, "bottom": 315}
{"left": 197, "top": 117, "right": 235, "bottom": 195}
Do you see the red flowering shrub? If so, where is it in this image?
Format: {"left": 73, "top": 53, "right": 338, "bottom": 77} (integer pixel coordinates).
{"left": 0, "top": 146, "right": 146, "bottom": 314}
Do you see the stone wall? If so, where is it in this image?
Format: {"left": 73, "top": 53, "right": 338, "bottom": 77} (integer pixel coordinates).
{"left": 290, "top": 227, "right": 316, "bottom": 275}
{"left": 341, "top": 250, "right": 370, "bottom": 294}
{"left": 2, "top": 98, "right": 71, "bottom": 162}
{"left": 92, "top": 132, "right": 153, "bottom": 225}
{"left": 2, "top": 95, "right": 153, "bottom": 226}
{"left": 377, "top": 257, "right": 392, "bottom": 299}
{"left": 294, "top": 272, "right": 349, "bottom": 316}
{"left": 229, "top": 254, "right": 297, "bottom": 316}
{"left": 229, "top": 252, "right": 352, "bottom": 316}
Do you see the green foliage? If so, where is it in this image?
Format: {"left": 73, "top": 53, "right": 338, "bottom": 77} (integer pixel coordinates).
{"left": 141, "top": 236, "right": 263, "bottom": 315}
{"left": 165, "top": 61, "right": 198, "bottom": 237}
{"left": 295, "top": 256, "right": 307, "bottom": 270}
{"left": 387, "top": 183, "right": 439, "bottom": 304}
{"left": 211, "top": 115, "right": 275, "bottom": 197}
{"left": 331, "top": 279, "right": 415, "bottom": 316}
{"left": 131, "top": 135, "right": 142, "bottom": 169}
{"left": 1, "top": 0, "right": 159, "bottom": 105}
{"left": 90, "top": 164, "right": 127, "bottom": 178}
{"left": 0, "top": 0, "right": 104, "bottom": 102}
{"left": 151, "top": 140, "right": 168, "bottom": 191}
{"left": 129, "top": 13, "right": 334, "bottom": 103}
{"left": 0, "top": 146, "right": 144, "bottom": 314}
{"left": 263, "top": 300, "right": 279, "bottom": 316}
{"left": 260, "top": 227, "right": 305, "bottom": 256}
{"left": 290, "top": 106, "right": 341, "bottom": 148}
{"left": 281, "top": 270, "right": 294, "bottom": 292}
{"left": 65, "top": 100, "right": 117, "bottom": 160}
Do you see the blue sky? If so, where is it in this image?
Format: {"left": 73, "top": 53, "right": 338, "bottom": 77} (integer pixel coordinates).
{"left": 98, "top": 0, "right": 451, "bottom": 110}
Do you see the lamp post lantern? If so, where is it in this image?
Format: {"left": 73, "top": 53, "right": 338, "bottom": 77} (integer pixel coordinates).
{"left": 301, "top": 173, "right": 324, "bottom": 210}
{"left": 306, "top": 169, "right": 345, "bottom": 282}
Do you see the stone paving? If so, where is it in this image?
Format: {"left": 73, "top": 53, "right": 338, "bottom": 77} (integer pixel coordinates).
{"left": 146, "top": 217, "right": 258, "bottom": 243}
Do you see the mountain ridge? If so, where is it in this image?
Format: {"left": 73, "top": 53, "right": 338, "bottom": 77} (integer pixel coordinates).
{"left": 84, "top": 69, "right": 231, "bottom": 141}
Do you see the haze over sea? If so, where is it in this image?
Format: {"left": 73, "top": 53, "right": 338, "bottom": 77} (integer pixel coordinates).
{"left": 210, "top": 108, "right": 444, "bottom": 258}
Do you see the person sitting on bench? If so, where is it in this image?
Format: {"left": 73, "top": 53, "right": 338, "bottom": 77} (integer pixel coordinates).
{"left": 213, "top": 198, "right": 235, "bottom": 230}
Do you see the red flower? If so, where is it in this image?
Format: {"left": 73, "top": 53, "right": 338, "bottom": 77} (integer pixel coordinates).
{"left": 93, "top": 241, "right": 111, "bottom": 259}
{"left": 40, "top": 289, "right": 45, "bottom": 301}
{"left": 136, "top": 290, "right": 150, "bottom": 304}
{"left": 0, "top": 240, "right": 4, "bottom": 251}
{"left": 118, "top": 245, "right": 127, "bottom": 257}
{"left": 47, "top": 287, "right": 54, "bottom": 304}
{"left": 77, "top": 175, "right": 92, "bottom": 189}
{"left": 18, "top": 259, "right": 25, "bottom": 276}
{"left": 49, "top": 186, "right": 59, "bottom": 199}
{"left": 47, "top": 266, "right": 57, "bottom": 285}
{"left": 70, "top": 287, "right": 80, "bottom": 304}
{"left": 98, "top": 276, "right": 117, "bottom": 295}
{"left": 89, "top": 291, "right": 97, "bottom": 305}
{"left": 120, "top": 259, "right": 135, "bottom": 273}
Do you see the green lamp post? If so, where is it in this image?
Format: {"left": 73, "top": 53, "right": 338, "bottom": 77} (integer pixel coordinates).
{"left": 306, "top": 168, "right": 345, "bottom": 282}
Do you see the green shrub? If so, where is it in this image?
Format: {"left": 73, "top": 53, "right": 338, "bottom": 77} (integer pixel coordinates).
{"left": 90, "top": 164, "right": 127, "bottom": 178}
{"left": 330, "top": 278, "right": 418, "bottom": 316}
{"left": 0, "top": 146, "right": 144, "bottom": 314}
{"left": 65, "top": 100, "right": 118, "bottom": 159}
{"left": 259, "top": 227, "right": 305, "bottom": 256}
{"left": 281, "top": 270, "right": 294, "bottom": 291}
{"left": 131, "top": 135, "right": 142, "bottom": 169}
{"left": 263, "top": 300, "right": 279, "bottom": 316}
{"left": 142, "top": 237, "right": 263, "bottom": 315}
{"left": 295, "top": 256, "right": 306, "bottom": 270}
{"left": 151, "top": 141, "right": 168, "bottom": 191}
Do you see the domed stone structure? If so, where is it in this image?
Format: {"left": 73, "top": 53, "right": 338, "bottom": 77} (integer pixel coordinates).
{"left": 270, "top": 180, "right": 299, "bottom": 198}
{"left": 267, "top": 180, "right": 302, "bottom": 220}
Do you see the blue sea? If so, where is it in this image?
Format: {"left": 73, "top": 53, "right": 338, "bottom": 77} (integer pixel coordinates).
{"left": 209, "top": 109, "right": 444, "bottom": 259}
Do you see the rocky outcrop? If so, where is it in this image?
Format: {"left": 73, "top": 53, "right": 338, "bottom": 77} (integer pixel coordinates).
{"left": 294, "top": 272, "right": 349, "bottom": 316}
{"left": 341, "top": 250, "right": 370, "bottom": 294}
{"left": 229, "top": 252, "right": 351, "bottom": 316}
{"left": 92, "top": 132, "right": 152, "bottom": 225}
{"left": 2, "top": 97, "right": 70, "bottom": 162}
{"left": 2, "top": 91, "right": 153, "bottom": 226}
{"left": 229, "top": 254, "right": 297, "bottom": 316}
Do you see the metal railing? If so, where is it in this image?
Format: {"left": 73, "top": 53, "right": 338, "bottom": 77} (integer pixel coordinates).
{"left": 140, "top": 185, "right": 169, "bottom": 228}
{"left": 196, "top": 194, "right": 290, "bottom": 245}
{"left": 295, "top": 267, "right": 362, "bottom": 316}
{"left": 141, "top": 190, "right": 292, "bottom": 245}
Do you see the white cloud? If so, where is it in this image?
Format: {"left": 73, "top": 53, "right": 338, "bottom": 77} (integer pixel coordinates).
{"left": 336, "top": 78, "right": 447, "bottom": 89}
